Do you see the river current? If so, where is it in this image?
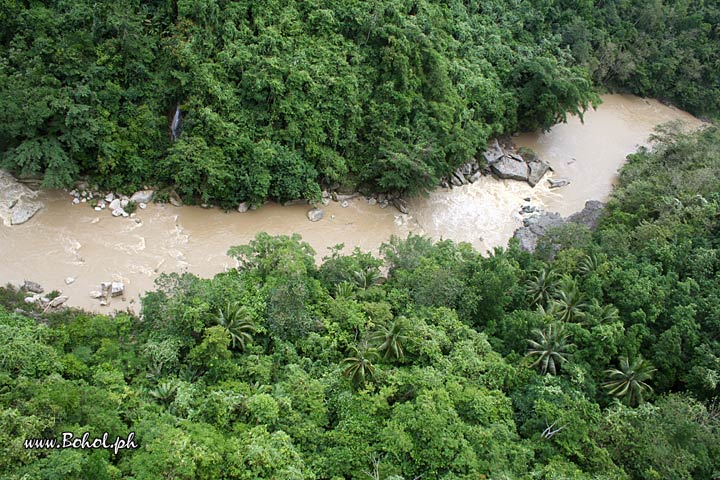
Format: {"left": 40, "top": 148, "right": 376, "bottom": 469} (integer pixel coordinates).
{"left": 0, "top": 94, "right": 704, "bottom": 310}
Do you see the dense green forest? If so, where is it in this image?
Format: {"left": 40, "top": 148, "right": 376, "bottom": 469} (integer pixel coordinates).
{"left": 1, "top": 0, "right": 719, "bottom": 205}
{"left": 2, "top": 126, "right": 719, "bottom": 478}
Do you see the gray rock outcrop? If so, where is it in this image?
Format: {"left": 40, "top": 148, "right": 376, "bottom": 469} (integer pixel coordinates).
{"left": 483, "top": 139, "right": 505, "bottom": 164}
{"left": 513, "top": 201, "right": 605, "bottom": 252}
{"left": 0, "top": 170, "right": 43, "bottom": 226}
{"left": 435, "top": 138, "right": 553, "bottom": 189}
{"left": 527, "top": 161, "right": 551, "bottom": 187}
{"left": 490, "top": 156, "right": 530, "bottom": 182}
{"left": 567, "top": 200, "right": 605, "bottom": 229}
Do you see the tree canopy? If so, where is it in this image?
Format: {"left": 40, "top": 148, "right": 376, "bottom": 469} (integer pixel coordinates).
{"left": 3, "top": 0, "right": 717, "bottom": 205}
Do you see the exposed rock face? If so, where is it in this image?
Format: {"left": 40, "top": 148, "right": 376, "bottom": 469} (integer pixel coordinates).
{"left": 0, "top": 170, "right": 43, "bottom": 226}
{"left": 11, "top": 199, "right": 43, "bottom": 225}
{"left": 130, "top": 190, "right": 154, "bottom": 203}
{"left": 450, "top": 172, "right": 465, "bottom": 187}
{"left": 109, "top": 198, "right": 122, "bottom": 211}
{"left": 567, "top": 200, "right": 605, "bottom": 229}
{"left": 490, "top": 156, "right": 530, "bottom": 182}
{"left": 513, "top": 212, "right": 565, "bottom": 251}
{"left": 513, "top": 201, "right": 605, "bottom": 252}
{"left": 237, "top": 202, "right": 249, "bottom": 213}
{"left": 483, "top": 139, "right": 505, "bottom": 164}
{"left": 307, "top": 208, "right": 324, "bottom": 222}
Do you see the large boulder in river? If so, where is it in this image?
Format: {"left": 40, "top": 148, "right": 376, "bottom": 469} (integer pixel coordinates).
{"left": 490, "top": 156, "right": 530, "bottom": 182}
{"left": 130, "top": 190, "right": 154, "bottom": 203}
{"left": 110, "top": 282, "right": 124, "bottom": 297}
{"left": 307, "top": 208, "right": 324, "bottom": 222}
{"left": 548, "top": 177, "right": 571, "bottom": 189}
{"left": 10, "top": 198, "right": 43, "bottom": 225}
{"left": 0, "top": 170, "right": 43, "bottom": 226}
{"left": 527, "top": 160, "right": 551, "bottom": 187}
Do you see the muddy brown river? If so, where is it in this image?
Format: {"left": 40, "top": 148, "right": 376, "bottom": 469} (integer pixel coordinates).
{"left": 0, "top": 94, "right": 704, "bottom": 310}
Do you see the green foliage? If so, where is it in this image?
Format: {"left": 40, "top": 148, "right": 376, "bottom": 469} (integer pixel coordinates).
{"left": 599, "top": 395, "right": 720, "bottom": 480}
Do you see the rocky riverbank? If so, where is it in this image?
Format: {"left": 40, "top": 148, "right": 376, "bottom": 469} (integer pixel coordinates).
{"left": 17, "top": 278, "right": 126, "bottom": 311}
{"left": 513, "top": 200, "right": 605, "bottom": 252}
{"left": 268, "top": 136, "right": 559, "bottom": 225}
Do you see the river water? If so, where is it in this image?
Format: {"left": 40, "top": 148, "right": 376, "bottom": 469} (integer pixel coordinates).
{"left": 0, "top": 94, "right": 704, "bottom": 311}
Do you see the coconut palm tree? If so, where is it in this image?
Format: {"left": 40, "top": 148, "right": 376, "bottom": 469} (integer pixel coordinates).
{"left": 149, "top": 381, "right": 177, "bottom": 407}
{"left": 596, "top": 301, "right": 620, "bottom": 324}
{"left": 351, "top": 267, "right": 380, "bottom": 289}
{"left": 215, "top": 302, "right": 256, "bottom": 351}
{"left": 551, "top": 276, "right": 589, "bottom": 323}
{"left": 343, "top": 345, "right": 378, "bottom": 387}
{"left": 334, "top": 281, "right": 355, "bottom": 299}
{"left": 370, "top": 317, "right": 409, "bottom": 362}
{"left": 603, "top": 356, "right": 656, "bottom": 406}
{"left": 526, "top": 266, "right": 558, "bottom": 307}
{"left": 526, "top": 323, "right": 574, "bottom": 375}
{"left": 578, "top": 253, "right": 605, "bottom": 276}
